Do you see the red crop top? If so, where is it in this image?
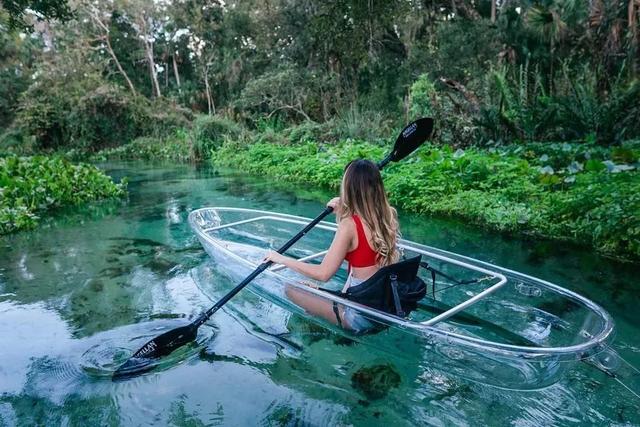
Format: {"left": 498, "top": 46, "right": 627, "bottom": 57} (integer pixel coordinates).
{"left": 344, "top": 215, "right": 378, "bottom": 269}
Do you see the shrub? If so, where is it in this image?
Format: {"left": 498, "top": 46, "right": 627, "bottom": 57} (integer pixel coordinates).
{"left": 554, "top": 71, "right": 640, "bottom": 144}
{"left": 332, "top": 107, "right": 394, "bottom": 143}
{"left": 15, "top": 72, "right": 191, "bottom": 152}
{"left": 212, "top": 140, "right": 640, "bottom": 261}
{"left": 141, "top": 98, "right": 193, "bottom": 138}
{"left": 409, "top": 75, "right": 437, "bottom": 119}
{"left": 190, "top": 114, "right": 243, "bottom": 159}
{"left": 409, "top": 75, "right": 479, "bottom": 146}
{"left": 477, "top": 63, "right": 640, "bottom": 145}
{"left": 0, "top": 127, "right": 34, "bottom": 155}
{"left": 90, "top": 135, "right": 192, "bottom": 162}
{"left": 284, "top": 121, "right": 335, "bottom": 144}
{"left": 16, "top": 73, "right": 142, "bottom": 150}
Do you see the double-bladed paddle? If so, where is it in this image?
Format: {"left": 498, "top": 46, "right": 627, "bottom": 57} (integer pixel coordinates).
{"left": 113, "top": 117, "right": 434, "bottom": 379}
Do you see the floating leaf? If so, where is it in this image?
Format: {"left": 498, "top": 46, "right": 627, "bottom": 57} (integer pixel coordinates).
{"left": 603, "top": 161, "right": 636, "bottom": 173}
{"left": 567, "top": 161, "right": 583, "bottom": 174}
{"left": 602, "top": 160, "right": 616, "bottom": 172}
{"left": 585, "top": 159, "right": 606, "bottom": 172}
{"left": 453, "top": 148, "right": 465, "bottom": 159}
{"left": 539, "top": 165, "right": 554, "bottom": 175}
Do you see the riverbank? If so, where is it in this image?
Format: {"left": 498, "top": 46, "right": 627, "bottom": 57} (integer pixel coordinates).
{"left": 0, "top": 156, "right": 126, "bottom": 234}
{"left": 3, "top": 117, "right": 638, "bottom": 262}
{"left": 211, "top": 140, "right": 639, "bottom": 262}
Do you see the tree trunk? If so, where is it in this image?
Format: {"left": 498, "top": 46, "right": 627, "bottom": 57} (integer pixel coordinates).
{"left": 439, "top": 78, "right": 480, "bottom": 114}
{"left": 138, "top": 16, "right": 161, "bottom": 98}
{"left": 629, "top": 0, "right": 638, "bottom": 76}
{"left": 164, "top": 61, "right": 168, "bottom": 88}
{"left": 204, "top": 65, "right": 214, "bottom": 115}
{"left": 368, "top": 0, "right": 375, "bottom": 58}
{"left": 172, "top": 54, "right": 181, "bottom": 91}
{"left": 491, "top": 0, "right": 496, "bottom": 23}
{"left": 87, "top": 9, "right": 137, "bottom": 96}
{"left": 146, "top": 41, "right": 162, "bottom": 98}
{"left": 105, "top": 37, "right": 137, "bottom": 96}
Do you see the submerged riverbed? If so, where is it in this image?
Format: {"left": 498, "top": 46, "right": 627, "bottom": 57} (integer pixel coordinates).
{"left": 0, "top": 161, "right": 638, "bottom": 426}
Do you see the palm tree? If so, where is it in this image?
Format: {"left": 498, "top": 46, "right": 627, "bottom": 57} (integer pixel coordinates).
{"left": 526, "top": 1, "right": 569, "bottom": 93}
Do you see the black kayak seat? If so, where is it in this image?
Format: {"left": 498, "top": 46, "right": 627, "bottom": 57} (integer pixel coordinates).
{"left": 322, "top": 255, "right": 426, "bottom": 318}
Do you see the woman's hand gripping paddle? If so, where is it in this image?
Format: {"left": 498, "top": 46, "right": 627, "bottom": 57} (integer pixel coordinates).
{"left": 113, "top": 117, "right": 434, "bottom": 379}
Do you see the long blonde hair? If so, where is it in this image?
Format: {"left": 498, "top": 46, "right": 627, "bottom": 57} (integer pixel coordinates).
{"left": 339, "top": 159, "right": 400, "bottom": 266}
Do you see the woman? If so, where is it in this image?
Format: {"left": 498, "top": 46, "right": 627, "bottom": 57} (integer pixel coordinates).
{"left": 264, "top": 159, "right": 400, "bottom": 332}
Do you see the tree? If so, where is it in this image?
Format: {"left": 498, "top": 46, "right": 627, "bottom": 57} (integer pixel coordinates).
{"left": 1, "top": 0, "right": 72, "bottom": 30}
{"left": 112, "top": 0, "right": 167, "bottom": 98}
{"left": 80, "top": 1, "right": 136, "bottom": 95}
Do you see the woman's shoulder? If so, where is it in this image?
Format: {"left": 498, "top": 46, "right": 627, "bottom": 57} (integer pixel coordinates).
{"left": 339, "top": 215, "right": 357, "bottom": 227}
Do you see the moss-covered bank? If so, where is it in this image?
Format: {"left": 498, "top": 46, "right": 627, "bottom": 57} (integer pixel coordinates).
{"left": 212, "top": 141, "right": 640, "bottom": 261}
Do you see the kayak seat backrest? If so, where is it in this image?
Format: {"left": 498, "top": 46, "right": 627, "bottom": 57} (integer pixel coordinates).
{"left": 342, "top": 255, "right": 426, "bottom": 318}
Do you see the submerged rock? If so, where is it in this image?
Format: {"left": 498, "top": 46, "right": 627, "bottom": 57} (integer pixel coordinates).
{"left": 351, "top": 364, "right": 401, "bottom": 400}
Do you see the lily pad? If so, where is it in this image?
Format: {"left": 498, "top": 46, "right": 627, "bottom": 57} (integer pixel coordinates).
{"left": 567, "top": 161, "right": 583, "bottom": 174}
{"left": 539, "top": 165, "right": 554, "bottom": 175}
{"left": 453, "top": 148, "right": 465, "bottom": 159}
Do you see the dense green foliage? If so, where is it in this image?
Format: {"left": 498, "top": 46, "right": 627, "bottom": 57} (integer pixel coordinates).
{"left": 1, "top": 0, "right": 639, "bottom": 257}
{"left": 2, "top": 0, "right": 639, "bottom": 148}
{"left": 84, "top": 115, "right": 246, "bottom": 162}
{"left": 0, "top": 27, "right": 38, "bottom": 128}
{"left": 88, "top": 136, "right": 192, "bottom": 163}
{"left": 14, "top": 71, "right": 191, "bottom": 152}
{"left": 0, "top": 156, "right": 126, "bottom": 234}
{"left": 1, "top": 0, "right": 72, "bottom": 30}
{"left": 212, "top": 140, "right": 640, "bottom": 261}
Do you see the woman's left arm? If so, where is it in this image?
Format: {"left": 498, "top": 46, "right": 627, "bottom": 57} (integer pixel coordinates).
{"left": 264, "top": 219, "right": 352, "bottom": 282}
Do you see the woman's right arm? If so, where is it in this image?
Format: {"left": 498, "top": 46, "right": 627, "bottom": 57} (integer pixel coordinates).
{"left": 264, "top": 218, "right": 353, "bottom": 282}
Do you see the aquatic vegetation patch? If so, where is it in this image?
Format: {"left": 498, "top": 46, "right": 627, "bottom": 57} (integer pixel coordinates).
{"left": 351, "top": 364, "right": 402, "bottom": 400}
{"left": 0, "top": 156, "right": 126, "bottom": 234}
{"left": 212, "top": 141, "right": 640, "bottom": 261}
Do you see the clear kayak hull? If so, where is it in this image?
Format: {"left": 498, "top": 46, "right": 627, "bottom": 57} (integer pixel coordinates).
{"left": 189, "top": 207, "right": 615, "bottom": 389}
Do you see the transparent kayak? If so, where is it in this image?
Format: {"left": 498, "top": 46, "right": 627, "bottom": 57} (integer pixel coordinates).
{"left": 189, "top": 207, "right": 615, "bottom": 389}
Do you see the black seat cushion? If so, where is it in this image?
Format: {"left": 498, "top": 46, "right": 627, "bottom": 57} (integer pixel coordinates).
{"left": 344, "top": 255, "right": 425, "bottom": 316}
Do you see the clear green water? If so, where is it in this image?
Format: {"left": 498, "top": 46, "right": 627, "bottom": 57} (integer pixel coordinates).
{"left": 0, "top": 161, "right": 638, "bottom": 426}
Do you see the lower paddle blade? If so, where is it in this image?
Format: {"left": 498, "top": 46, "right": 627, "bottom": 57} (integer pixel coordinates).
{"left": 388, "top": 117, "right": 434, "bottom": 163}
{"left": 112, "top": 357, "right": 155, "bottom": 381}
{"left": 113, "top": 323, "right": 198, "bottom": 380}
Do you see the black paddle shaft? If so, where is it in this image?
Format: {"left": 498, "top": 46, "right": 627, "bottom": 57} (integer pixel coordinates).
{"left": 116, "top": 117, "right": 433, "bottom": 371}
{"left": 191, "top": 151, "right": 402, "bottom": 328}
{"left": 192, "top": 205, "right": 335, "bottom": 328}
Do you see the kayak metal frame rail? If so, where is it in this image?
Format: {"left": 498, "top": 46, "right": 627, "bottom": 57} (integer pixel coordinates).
{"left": 270, "top": 250, "right": 329, "bottom": 272}
{"left": 202, "top": 211, "right": 508, "bottom": 326}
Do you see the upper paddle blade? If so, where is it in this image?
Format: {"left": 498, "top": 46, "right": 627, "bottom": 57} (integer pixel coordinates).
{"left": 389, "top": 117, "right": 434, "bottom": 163}
{"left": 113, "top": 323, "right": 198, "bottom": 380}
